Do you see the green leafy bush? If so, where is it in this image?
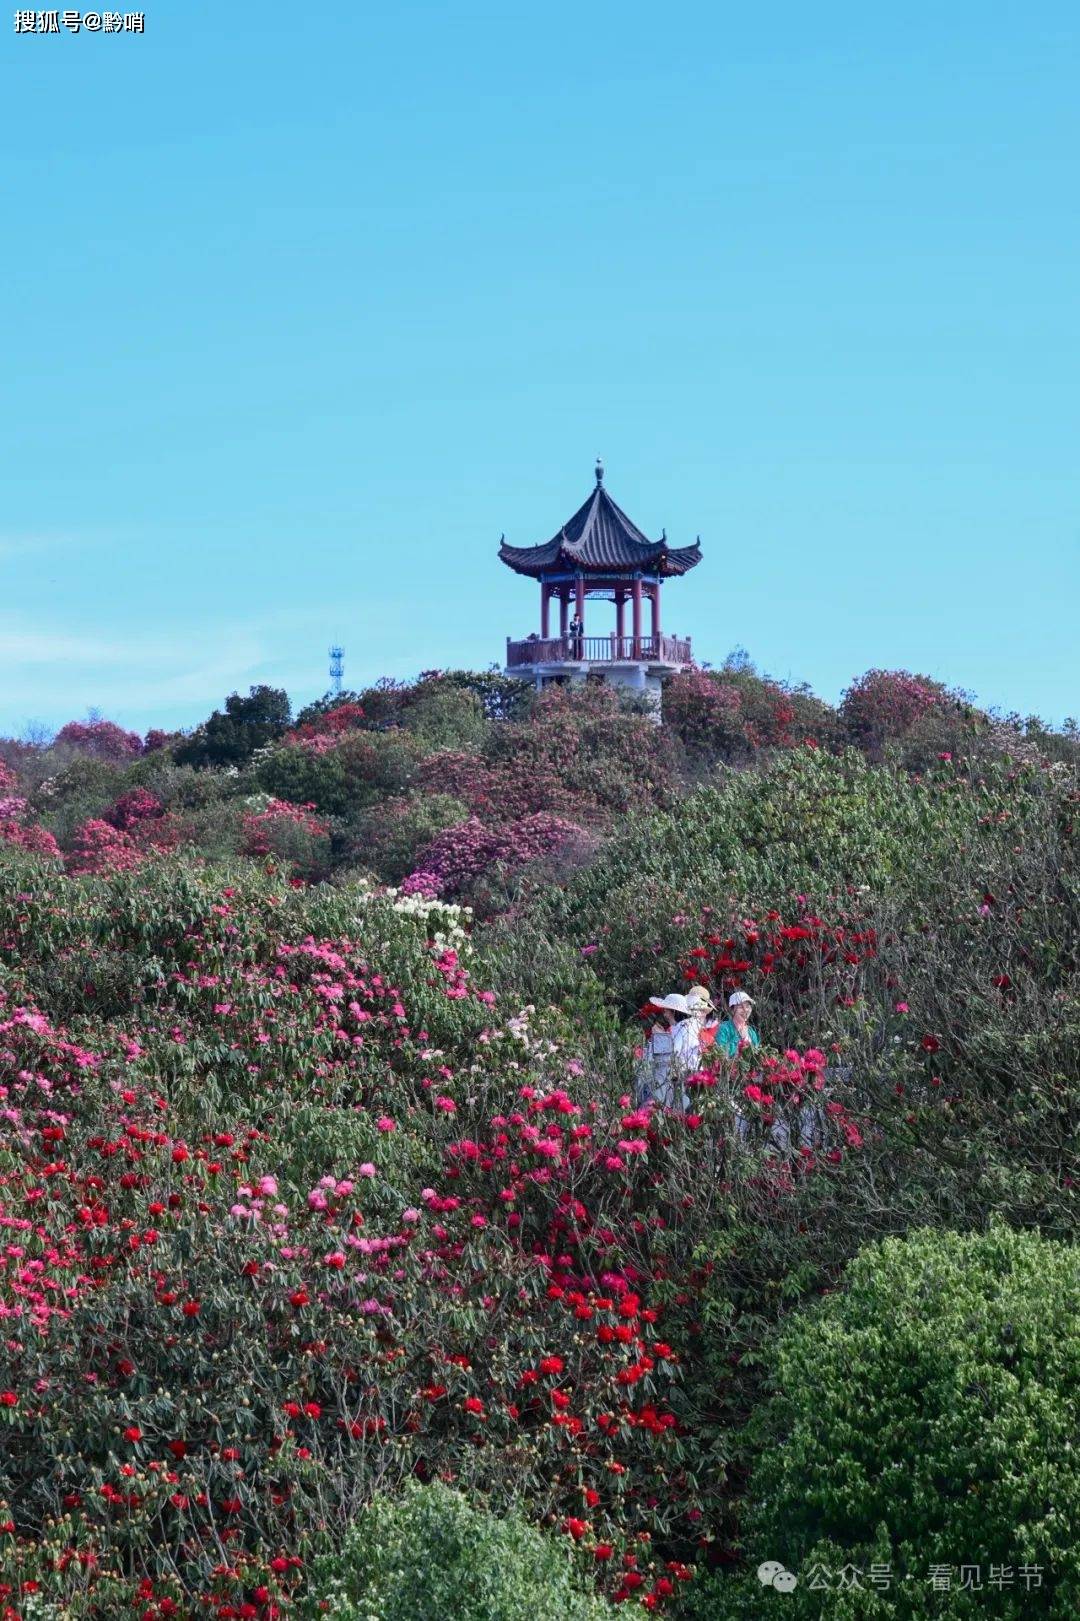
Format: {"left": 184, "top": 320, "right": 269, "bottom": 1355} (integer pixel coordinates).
{"left": 350, "top": 791, "right": 471, "bottom": 881}
{"left": 175, "top": 684, "right": 293, "bottom": 768}
{"left": 732, "top": 1224, "right": 1080, "bottom": 1618}
{"left": 303, "top": 1481, "right": 611, "bottom": 1620}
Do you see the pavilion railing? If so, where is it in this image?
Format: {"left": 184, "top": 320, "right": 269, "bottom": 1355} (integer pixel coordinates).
{"left": 506, "top": 633, "right": 692, "bottom": 668}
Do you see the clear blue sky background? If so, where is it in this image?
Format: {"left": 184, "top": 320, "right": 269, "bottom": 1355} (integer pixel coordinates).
{"left": 2, "top": 2, "right": 1078, "bottom": 736}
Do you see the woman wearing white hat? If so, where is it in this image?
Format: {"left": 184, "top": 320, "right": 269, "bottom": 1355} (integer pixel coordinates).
{"left": 669, "top": 984, "right": 719, "bottom": 1098}
{"left": 716, "top": 989, "right": 760, "bottom": 1060}
{"left": 634, "top": 993, "right": 686, "bottom": 1108}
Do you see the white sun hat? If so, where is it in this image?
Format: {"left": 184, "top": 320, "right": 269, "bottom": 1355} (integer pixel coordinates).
{"left": 728, "top": 989, "right": 754, "bottom": 1007}
{"left": 649, "top": 992, "right": 690, "bottom": 1013}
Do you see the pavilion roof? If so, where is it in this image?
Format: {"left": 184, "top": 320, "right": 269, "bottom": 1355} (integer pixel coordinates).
{"left": 498, "top": 462, "right": 702, "bottom": 579}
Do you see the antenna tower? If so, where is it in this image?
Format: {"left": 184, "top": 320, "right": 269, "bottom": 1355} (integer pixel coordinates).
{"left": 328, "top": 645, "right": 344, "bottom": 697}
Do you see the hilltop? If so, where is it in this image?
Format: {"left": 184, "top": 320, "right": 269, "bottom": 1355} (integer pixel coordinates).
{"left": 0, "top": 659, "right": 1078, "bottom": 1617}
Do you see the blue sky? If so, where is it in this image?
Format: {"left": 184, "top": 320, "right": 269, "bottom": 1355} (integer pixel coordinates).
{"left": 2, "top": 2, "right": 1078, "bottom": 735}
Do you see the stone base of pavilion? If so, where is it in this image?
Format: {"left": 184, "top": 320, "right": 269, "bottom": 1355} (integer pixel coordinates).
{"left": 504, "top": 636, "right": 692, "bottom": 722}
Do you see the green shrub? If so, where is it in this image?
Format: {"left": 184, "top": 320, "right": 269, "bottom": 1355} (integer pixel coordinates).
{"left": 303, "top": 1481, "right": 611, "bottom": 1620}
{"left": 350, "top": 791, "right": 470, "bottom": 881}
{"left": 734, "top": 1223, "right": 1080, "bottom": 1618}
{"left": 401, "top": 683, "right": 491, "bottom": 751}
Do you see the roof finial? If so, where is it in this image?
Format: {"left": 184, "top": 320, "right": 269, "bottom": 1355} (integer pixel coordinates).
{"left": 595, "top": 457, "right": 604, "bottom": 485}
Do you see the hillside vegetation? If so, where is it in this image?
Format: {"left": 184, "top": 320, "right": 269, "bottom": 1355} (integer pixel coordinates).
{"left": 0, "top": 660, "right": 1077, "bottom": 1618}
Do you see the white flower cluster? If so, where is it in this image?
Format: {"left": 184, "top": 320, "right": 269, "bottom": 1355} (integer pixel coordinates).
{"left": 355, "top": 882, "right": 472, "bottom": 953}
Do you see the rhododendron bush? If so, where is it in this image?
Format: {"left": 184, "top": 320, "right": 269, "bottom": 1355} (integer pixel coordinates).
{"left": 0, "top": 847, "right": 884, "bottom": 1616}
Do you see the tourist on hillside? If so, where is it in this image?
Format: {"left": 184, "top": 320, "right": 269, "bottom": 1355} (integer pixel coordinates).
{"left": 671, "top": 984, "right": 719, "bottom": 1087}
{"left": 634, "top": 993, "right": 684, "bottom": 1107}
{"left": 713, "top": 989, "right": 756, "bottom": 1147}
{"left": 568, "top": 614, "right": 584, "bottom": 659}
{"left": 715, "top": 989, "right": 760, "bottom": 1059}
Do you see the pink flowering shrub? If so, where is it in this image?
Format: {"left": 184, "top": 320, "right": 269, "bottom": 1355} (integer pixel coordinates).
{"left": 0, "top": 762, "right": 28, "bottom": 823}
{"left": 66, "top": 817, "right": 145, "bottom": 875}
{"left": 0, "top": 819, "right": 60, "bottom": 859}
{"left": 405, "top": 812, "right": 595, "bottom": 898}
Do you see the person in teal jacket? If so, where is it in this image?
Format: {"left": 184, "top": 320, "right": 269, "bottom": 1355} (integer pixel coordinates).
{"left": 715, "top": 989, "right": 760, "bottom": 1058}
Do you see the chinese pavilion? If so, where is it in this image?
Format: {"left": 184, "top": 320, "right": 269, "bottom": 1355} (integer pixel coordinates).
{"left": 499, "top": 460, "right": 700, "bottom": 715}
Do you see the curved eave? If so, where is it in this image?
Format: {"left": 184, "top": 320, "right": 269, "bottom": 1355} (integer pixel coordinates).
{"left": 499, "top": 540, "right": 701, "bottom": 578}
{"left": 656, "top": 543, "right": 703, "bottom": 577}
{"left": 498, "top": 541, "right": 560, "bottom": 577}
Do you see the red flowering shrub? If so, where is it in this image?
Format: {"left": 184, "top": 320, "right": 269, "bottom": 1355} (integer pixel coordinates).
{"left": 662, "top": 667, "right": 746, "bottom": 759}
{"left": 66, "top": 817, "right": 144, "bottom": 875}
{"left": 103, "top": 786, "right": 165, "bottom": 830}
{"left": 839, "top": 668, "right": 947, "bottom": 756}
{"left": 54, "top": 717, "right": 144, "bottom": 760}
{"left": 285, "top": 700, "right": 367, "bottom": 745}
{"left": 241, "top": 797, "right": 333, "bottom": 880}
{"left": 664, "top": 668, "right": 843, "bottom": 763}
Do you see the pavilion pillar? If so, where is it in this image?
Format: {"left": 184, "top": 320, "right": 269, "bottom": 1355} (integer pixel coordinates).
{"left": 559, "top": 589, "right": 569, "bottom": 639}
{"left": 632, "top": 578, "right": 642, "bottom": 658}
{"left": 540, "top": 583, "right": 550, "bottom": 639}
{"left": 575, "top": 575, "right": 585, "bottom": 630}
{"left": 651, "top": 583, "right": 661, "bottom": 645}
{"left": 615, "top": 590, "right": 626, "bottom": 649}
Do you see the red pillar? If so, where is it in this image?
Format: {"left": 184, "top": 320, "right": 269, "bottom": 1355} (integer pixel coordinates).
{"left": 651, "top": 583, "right": 661, "bottom": 647}
{"left": 632, "top": 578, "right": 642, "bottom": 658}
{"left": 575, "top": 575, "right": 585, "bottom": 626}
{"left": 615, "top": 591, "right": 626, "bottom": 651}
{"left": 559, "top": 589, "right": 569, "bottom": 640}
{"left": 540, "top": 583, "right": 550, "bottom": 639}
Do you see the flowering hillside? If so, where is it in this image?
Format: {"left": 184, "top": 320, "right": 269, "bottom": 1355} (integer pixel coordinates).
{"left": 0, "top": 669, "right": 1078, "bottom": 1618}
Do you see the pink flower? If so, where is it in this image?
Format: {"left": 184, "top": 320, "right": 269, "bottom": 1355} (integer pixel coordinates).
{"left": 357, "top": 1163, "right": 377, "bottom": 1179}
